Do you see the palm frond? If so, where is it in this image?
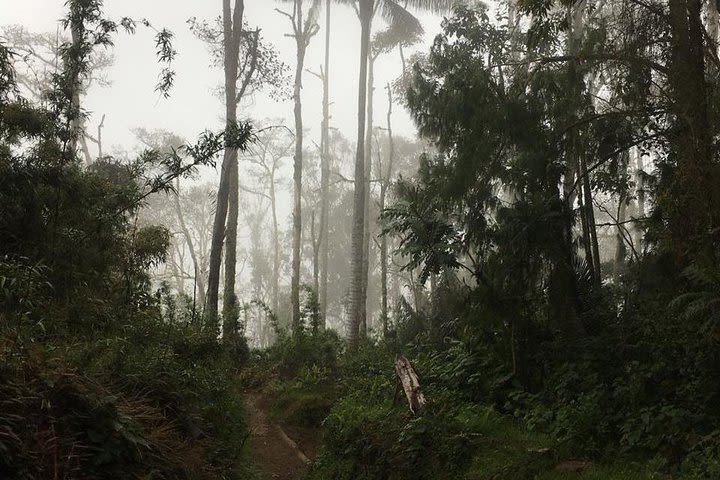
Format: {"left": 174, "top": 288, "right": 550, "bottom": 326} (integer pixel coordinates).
{"left": 393, "top": 0, "right": 463, "bottom": 14}
{"left": 372, "top": 21, "right": 422, "bottom": 54}
{"left": 378, "top": 0, "right": 424, "bottom": 46}
{"left": 305, "top": 0, "right": 323, "bottom": 31}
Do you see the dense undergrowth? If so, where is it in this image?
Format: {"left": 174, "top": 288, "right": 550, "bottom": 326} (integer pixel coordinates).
{"left": 0, "top": 11, "right": 257, "bottom": 475}
{"left": 0, "top": 284, "right": 254, "bottom": 479}
{"left": 256, "top": 280, "right": 720, "bottom": 480}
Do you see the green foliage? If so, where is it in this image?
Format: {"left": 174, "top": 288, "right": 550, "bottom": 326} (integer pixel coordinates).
{"left": 271, "top": 375, "right": 335, "bottom": 428}
{"left": 0, "top": 2, "right": 257, "bottom": 477}
{"left": 0, "top": 314, "right": 253, "bottom": 479}
{"left": 306, "top": 344, "right": 555, "bottom": 480}
{"left": 373, "top": 2, "right": 720, "bottom": 477}
{"left": 266, "top": 327, "right": 342, "bottom": 378}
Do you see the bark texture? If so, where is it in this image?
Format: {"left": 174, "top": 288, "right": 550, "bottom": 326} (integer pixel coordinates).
{"left": 206, "top": 0, "right": 244, "bottom": 330}
{"left": 348, "top": 0, "right": 374, "bottom": 348}
{"left": 319, "top": 0, "right": 331, "bottom": 325}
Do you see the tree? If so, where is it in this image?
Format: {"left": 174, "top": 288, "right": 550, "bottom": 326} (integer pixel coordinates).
{"left": 200, "top": 0, "right": 286, "bottom": 334}
{"left": 665, "top": 0, "right": 718, "bottom": 257}
{"left": 345, "top": 0, "right": 456, "bottom": 347}
{"left": 319, "top": 0, "right": 332, "bottom": 324}
{"left": 378, "top": 84, "right": 395, "bottom": 336}
{"left": 360, "top": 3, "right": 424, "bottom": 335}
{"left": 346, "top": 0, "right": 373, "bottom": 348}
{"left": 277, "top": 0, "right": 321, "bottom": 333}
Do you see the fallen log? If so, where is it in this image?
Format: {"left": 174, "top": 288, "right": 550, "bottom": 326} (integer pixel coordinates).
{"left": 275, "top": 425, "right": 311, "bottom": 465}
{"left": 394, "top": 354, "right": 426, "bottom": 414}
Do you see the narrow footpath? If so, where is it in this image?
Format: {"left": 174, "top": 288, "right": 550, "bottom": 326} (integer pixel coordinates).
{"left": 244, "top": 392, "right": 316, "bottom": 480}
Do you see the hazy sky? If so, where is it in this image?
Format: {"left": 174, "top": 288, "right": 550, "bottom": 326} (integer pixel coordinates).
{"left": 0, "top": 0, "right": 445, "bottom": 157}
{"left": 0, "top": 0, "right": 450, "bottom": 301}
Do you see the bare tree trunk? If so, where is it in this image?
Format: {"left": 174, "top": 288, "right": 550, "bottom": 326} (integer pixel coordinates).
{"left": 360, "top": 55, "right": 376, "bottom": 336}
{"left": 290, "top": 0, "right": 311, "bottom": 335}
{"left": 80, "top": 135, "right": 92, "bottom": 164}
{"left": 380, "top": 83, "right": 394, "bottom": 337}
{"left": 271, "top": 175, "right": 281, "bottom": 314}
{"left": 223, "top": 155, "right": 240, "bottom": 339}
{"left": 633, "top": 149, "right": 645, "bottom": 253}
{"left": 576, "top": 170, "right": 593, "bottom": 270}
{"left": 615, "top": 196, "right": 628, "bottom": 275}
{"left": 68, "top": 8, "right": 83, "bottom": 158}
{"left": 580, "top": 153, "right": 601, "bottom": 284}
{"left": 706, "top": 0, "right": 720, "bottom": 52}
{"left": 169, "top": 243, "right": 185, "bottom": 294}
{"left": 206, "top": 0, "right": 243, "bottom": 331}
{"left": 394, "top": 354, "right": 426, "bottom": 415}
{"left": 311, "top": 210, "right": 320, "bottom": 294}
{"left": 319, "top": 0, "right": 331, "bottom": 326}
{"left": 568, "top": 0, "right": 601, "bottom": 285}
{"left": 97, "top": 115, "right": 104, "bottom": 160}
{"left": 348, "top": 0, "right": 374, "bottom": 349}
{"left": 613, "top": 151, "right": 630, "bottom": 277}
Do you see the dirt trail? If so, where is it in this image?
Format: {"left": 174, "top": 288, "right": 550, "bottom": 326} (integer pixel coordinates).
{"left": 244, "top": 391, "right": 315, "bottom": 480}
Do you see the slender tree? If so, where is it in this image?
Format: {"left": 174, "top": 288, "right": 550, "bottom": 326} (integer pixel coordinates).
{"left": 200, "top": 2, "right": 283, "bottom": 335}
{"left": 379, "top": 83, "right": 395, "bottom": 336}
{"left": 360, "top": 50, "right": 376, "bottom": 335}
{"left": 319, "top": 0, "right": 332, "bottom": 325}
{"left": 206, "top": 0, "right": 244, "bottom": 332}
{"left": 633, "top": 149, "right": 645, "bottom": 252}
{"left": 277, "top": 0, "right": 321, "bottom": 333}
{"left": 346, "top": 0, "right": 455, "bottom": 347}
{"left": 347, "top": 0, "right": 374, "bottom": 348}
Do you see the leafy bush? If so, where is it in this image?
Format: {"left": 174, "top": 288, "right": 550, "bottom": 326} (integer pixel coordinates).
{"left": 265, "top": 328, "right": 342, "bottom": 378}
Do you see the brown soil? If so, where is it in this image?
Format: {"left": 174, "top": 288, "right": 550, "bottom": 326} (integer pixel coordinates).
{"left": 244, "top": 391, "right": 317, "bottom": 480}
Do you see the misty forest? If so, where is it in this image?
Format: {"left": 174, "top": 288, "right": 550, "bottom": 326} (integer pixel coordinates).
{"left": 2, "top": 0, "right": 720, "bottom": 478}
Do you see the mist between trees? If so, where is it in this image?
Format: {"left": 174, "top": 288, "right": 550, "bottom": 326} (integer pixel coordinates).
{"left": 2, "top": 0, "right": 720, "bottom": 478}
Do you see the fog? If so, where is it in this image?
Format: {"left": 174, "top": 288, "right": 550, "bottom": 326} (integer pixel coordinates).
{"left": 0, "top": 0, "right": 441, "bottom": 153}
{"left": 3, "top": 1, "right": 718, "bottom": 477}
{"left": 1, "top": 0, "right": 447, "bottom": 335}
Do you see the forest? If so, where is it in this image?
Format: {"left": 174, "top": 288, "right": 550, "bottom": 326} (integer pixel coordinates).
{"left": 1, "top": 0, "right": 719, "bottom": 478}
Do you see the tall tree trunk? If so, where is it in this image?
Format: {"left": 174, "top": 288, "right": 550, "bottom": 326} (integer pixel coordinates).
{"left": 668, "top": 0, "right": 715, "bottom": 254}
{"left": 291, "top": 1, "right": 309, "bottom": 335}
{"left": 271, "top": 174, "right": 280, "bottom": 314}
{"left": 223, "top": 155, "right": 240, "bottom": 339}
{"left": 68, "top": 4, "right": 83, "bottom": 158}
{"left": 613, "top": 151, "right": 630, "bottom": 277}
{"left": 614, "top": 196, "right": 628, "bottom": 276}
{"left": 569, "top": 0, "right": 601, "bottom": 285}
{"left": 348, "top": 0, "right": 374, "bottom": 349}
{"left": 206, "top": 0, "right": 243, "bottom": 331}
{"left": 633, "top": 149, "right": 645, "bottom": 253}
{"left": 97, "top": 115, "right": 104, "bottom": 160}
{"left": 319, "top": 0, "right": 331, "bottom": 326}
{"left": 312, "top": 210, "right": 320, "bottom": 294}
{"left": 706, "top": 0, "right": 720, "bottom": 52}
{"left": 169, "top": 243, "right": 185, "bottom": 294}
{"left": 580, "top": 152, "right": 601, "bottom": 284}
{"left": 577, "top": 172, "right": 593, "bottom": 271}
{"left": 557, "top": 0, "right": 587, "bottom": 333}
{"left": 360, "top": 54, "right": 376, "bottom": 336}
{"left": 380, "top": 83, "right": 395, "bottom": 337}
{"left": 80, "top": 135, "right": 92, "bottom": 164}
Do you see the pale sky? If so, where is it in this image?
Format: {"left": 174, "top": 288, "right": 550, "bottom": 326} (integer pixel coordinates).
{"left": 0, "top": 0, "right": 449, "bottom": 327}
{"left": 0, "top": 0, "right": 445, "bottom": 156}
